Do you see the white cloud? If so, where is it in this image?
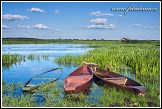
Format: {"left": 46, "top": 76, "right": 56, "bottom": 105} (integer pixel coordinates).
{"left": 85, "top": 24, "right": 115, "bottom": 29}
{"left": 30, "top": 8, "right": 45, "bottom": 13}
{"left": 2, "top": 14, "right": 28, "bottom": 21}
{"left": 129, "top": 24, "right": 158, "bottom": 29}
{"left": 2, "top": 25, "right": 10, "bottom": 29}
{"left": 144, "top": 26, "right": 159, "bottom": 29}
{"left": 90, "top": 18, "right": 107, "bottom": 25}
{"left": 32, "top": 24, "right": 49, "bottom": 29}
{"left": 130, "top": 24, "right": 141, "bottom": 27}
{"left": 19, "top": 24, "right": 49, "bottom": 29}
{"left": 18, "top": 24, "right": 59, "bottom": 31}
{"left": 90, "top": 11, "right": 114, "bottom": 17}
{"left": 85, "top": 18, "right": 115, "bottom": 29}
{"left": 54, "top": 9, "right": 59, "bottom": 14}
{"left": 18, "top": 24, "right": 31, "bottom": 28}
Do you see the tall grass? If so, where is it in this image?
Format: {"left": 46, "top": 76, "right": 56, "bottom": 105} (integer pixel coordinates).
{"left": 2, "top": 54, "right": 49, "bottom": 69}
{"left": 54, "top": 43, "right": 160, "bottom": 107}
{"left": 55, "top": 44, "right": 160, "bottom": 81}
{"left": 2, "top": 54, "right": 25, "bottom": 69}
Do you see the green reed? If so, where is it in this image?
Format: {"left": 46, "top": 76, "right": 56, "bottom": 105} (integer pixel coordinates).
{"left": 55, "top": 44, "right": 160, "bottom": 79}
{"left": 54, "top": 43, "right": 160, "bottom": 107}
{"left": 2, "top": 54, "right": 25, "bottom": 69}
{"left": 2, "top": 54, "right": 49, "bottom": 69}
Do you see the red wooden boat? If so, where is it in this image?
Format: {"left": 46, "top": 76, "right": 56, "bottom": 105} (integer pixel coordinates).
{"left": 64, "top": 64, "right": 93, "bottom": 94}
{"left": 87, "top": 63, "right": 146, "bottom": 96}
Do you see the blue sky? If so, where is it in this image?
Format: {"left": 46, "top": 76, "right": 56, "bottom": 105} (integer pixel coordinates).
{"left": 2, "top": 2, "right": 160, "bottom": 40}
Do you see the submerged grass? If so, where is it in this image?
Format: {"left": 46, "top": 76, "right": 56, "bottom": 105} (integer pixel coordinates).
{"left": 2, "top": 80, "right": 160, "bottom": 107}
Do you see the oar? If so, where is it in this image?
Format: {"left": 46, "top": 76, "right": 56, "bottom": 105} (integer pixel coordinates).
{"left": 24, "top": 67, "right": 62, "bottom": 87}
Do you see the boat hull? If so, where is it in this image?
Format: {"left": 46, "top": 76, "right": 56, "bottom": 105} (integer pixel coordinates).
{"left": 93, "top": 68, "right": 146, "bottom": 96}
{"left": 64, "top": 64, "right": 93, "bottom": 94}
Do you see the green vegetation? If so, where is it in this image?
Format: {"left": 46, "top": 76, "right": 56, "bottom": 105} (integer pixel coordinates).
{"left": 2, "top": 38, "right": 160, "bottom": 45}
{"left": 2, "top": 54, "right": 25, "bottom": 69}
{"left": 2, "top": 81, "right": 96, "bottom": 107}
{"left": 2, "top": 39, "right": 160, "bottom": 107}
{"left": 2, "top": 80, "right": 160, "bottom": 107}
{"left": 54, "top": 42, "right": 160, "bottom": 107}
{"left": 2, "top": 54, "right": 49, "bottom": 69}
{"left": 55, "top": 44, "right": 160, "bottom": 79}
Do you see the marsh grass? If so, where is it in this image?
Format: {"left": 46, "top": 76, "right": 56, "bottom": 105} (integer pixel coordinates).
{"left": 54, "top": 43, "right": 160, "bottom": 107}
{"left": 2, "top": 80, "right": 160, "bottom": 107}
{"left": 2, "top": 54, "right": 25, "bottom": 69}
{"left": 2, "top": 54, "right": 49, "bottom": 69}
{"left": 2, "top": 41, "right": 160, "bottom": 107}
{"left": 55, "top": 44, "right": 160, "bottom": 79}
{"left": 2, "top": 81, "right": 37, "bottom": 107}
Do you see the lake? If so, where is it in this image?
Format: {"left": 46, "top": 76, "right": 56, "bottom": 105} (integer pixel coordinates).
{"left": 2, "top": 44, "right": 93, "bottom": 84}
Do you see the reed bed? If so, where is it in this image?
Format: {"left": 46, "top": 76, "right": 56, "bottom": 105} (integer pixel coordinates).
{"left": 2, "top": 54, "right": 25, "bottom": 69}
{"left": 54, "top": 43, "right": 160, "bottom": 107}
{"left": 55, "top": 44, "right": 160, "bottom": 81}
{"left": 2, "top": 54, "right": 49, "bottom": 69}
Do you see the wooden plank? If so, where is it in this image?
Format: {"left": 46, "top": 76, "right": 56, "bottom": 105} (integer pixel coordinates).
{"left": 104, "top": 77, "right": 126, "bottom": 80}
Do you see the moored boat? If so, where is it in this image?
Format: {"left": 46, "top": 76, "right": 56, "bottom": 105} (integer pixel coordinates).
{"left": 64, "top": 64, "right": 93, "bottom": 94}
{"left": 87, "top": 63, "right": 146, "bottom": 96}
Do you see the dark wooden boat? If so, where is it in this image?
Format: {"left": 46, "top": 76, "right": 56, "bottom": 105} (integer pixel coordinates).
{"left": 22, "top": 67, "right": 63, "bottom": 92}
{"left": 64, "top": 64, "right": 93, "bottom": 94}
{"left": 87, "top": 63, "right": 146, "bottom": 96}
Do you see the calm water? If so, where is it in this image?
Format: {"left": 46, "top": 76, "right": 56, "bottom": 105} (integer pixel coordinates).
{"left": 2, "top": 44, "right": 93, "bottom": 84}
{"left": 2, "top": 44, "right": 92, "bottom": 57}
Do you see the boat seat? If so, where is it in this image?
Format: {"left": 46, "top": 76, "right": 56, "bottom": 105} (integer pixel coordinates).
{"left": 26, "top": 84, "right": 38, "bottom": 87}
{"left": 104, "top": 77, "right": 127, "bottom": 85}
{"left": 128, "top": 86, "right": 145, "bottom": 89}
{"left": 104, "top": 77, "right": 126, "bottom": 80}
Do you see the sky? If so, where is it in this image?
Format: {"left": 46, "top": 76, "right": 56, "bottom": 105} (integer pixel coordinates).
{"left": 2, "top": 1, "right": 161, "bottom": 40}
